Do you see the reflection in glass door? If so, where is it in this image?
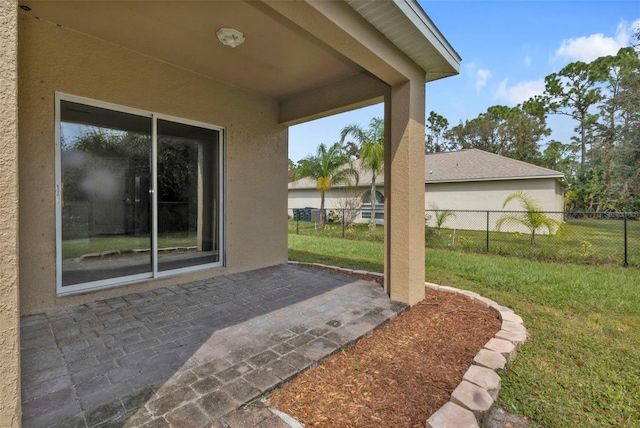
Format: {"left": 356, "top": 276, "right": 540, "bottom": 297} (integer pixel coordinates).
{"left": 157, "top": 120, "right": 219, "bottom": 272}
{"left": 60, "top": 101, "right": 152, "bottom": 286}
{"left": 57, "top": 96, "right": 222, "bottom": 293}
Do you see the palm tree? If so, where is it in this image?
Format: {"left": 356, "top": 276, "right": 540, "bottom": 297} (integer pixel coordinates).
{"left": 496, "top": 191, "right": 561, "bottom": 246}
{"left": 428, "top": 202, "right": 456, "bottom": 237}
{"left": 294, "top": 142, "right": 358, "bottom": 229}
{"left": 340, "top": 117, "right": 384, "bottom": 231}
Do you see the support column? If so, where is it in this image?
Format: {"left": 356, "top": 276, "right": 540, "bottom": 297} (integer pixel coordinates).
{"left": 384, "top": 76, "right": 426, "bottom": 305}
{"left": 0, "top": 0, "right": 21, "bottom": 425}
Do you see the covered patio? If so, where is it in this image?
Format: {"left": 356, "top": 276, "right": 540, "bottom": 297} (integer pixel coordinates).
{"left": 1, "top": 0, "right": 460, "bottom": 424}
{"left": 21, "top": 264, "right": 406, "bottom": 427}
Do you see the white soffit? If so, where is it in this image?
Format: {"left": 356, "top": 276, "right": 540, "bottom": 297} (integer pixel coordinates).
{"left": 346, "top": 0, "right": 461, "bottom": 81}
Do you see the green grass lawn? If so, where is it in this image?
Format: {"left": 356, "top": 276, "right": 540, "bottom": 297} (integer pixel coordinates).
{"left": 289, "top": 217, "right": 640, "bottom": 267}
{"left": 288, "top": 219, "right": 385, "bottom": 242}
{"left": 289, "top": 234, "right": 640, "bottom": 427}
{"left": 62, "top": 234, "right": 197, "bottom": 259}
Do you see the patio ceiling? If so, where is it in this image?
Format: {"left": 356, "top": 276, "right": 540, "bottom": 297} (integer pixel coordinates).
{"left": 21, "top": 0, "right": 459, "bottom": 121}
{"left": 22, "top": 1, "right": 363, "bottom": 99}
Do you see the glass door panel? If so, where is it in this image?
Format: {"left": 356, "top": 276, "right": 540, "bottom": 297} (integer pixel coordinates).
{"left": 60, "top": 101, "right": 152, "bottom": 286}
{"left": 157, "top": 119, "right": 219, "bottom": 272}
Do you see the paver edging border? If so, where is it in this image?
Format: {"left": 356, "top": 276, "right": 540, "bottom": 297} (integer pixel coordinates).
{"left": 286, "top": 262, "right": 528, "bottom": 428}
{"left": 425, "top": 281, "right": 527, "bottom": 428}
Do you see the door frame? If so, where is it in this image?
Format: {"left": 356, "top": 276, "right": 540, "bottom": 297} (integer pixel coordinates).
{"left": 54, "top": 92, "right": 225, "bottom": 296}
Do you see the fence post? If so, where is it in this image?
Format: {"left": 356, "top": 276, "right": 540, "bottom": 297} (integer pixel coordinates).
{"left": 486, "top": 211, "right": 490, "bottom": 252}
{"left": 624, "top": 213, "right": 628, "bottom": 267}
{"left": 342, "top": 209, "right": 345, "bottom": 238}
{"left": 296, "top": 215, "right": 299, "bottom": 235}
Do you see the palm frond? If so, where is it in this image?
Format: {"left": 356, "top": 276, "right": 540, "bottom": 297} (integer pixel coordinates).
{"left": 497, "top": 191, "right": 563, "bottom": 245}
{"left": 496, "top": 214, "right": 529, "bottom": 231}
{"left": 360, "top": 141, "right": 384, "bottom": 174}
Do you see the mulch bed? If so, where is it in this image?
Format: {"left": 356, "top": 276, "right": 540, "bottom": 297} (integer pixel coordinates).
{"left": 268, "top": 285, "right": 501, "bottom": 427}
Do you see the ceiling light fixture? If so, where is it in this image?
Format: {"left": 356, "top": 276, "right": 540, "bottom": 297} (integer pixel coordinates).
{"left": 216, "top": 28, "right": 245, "bottom": 48}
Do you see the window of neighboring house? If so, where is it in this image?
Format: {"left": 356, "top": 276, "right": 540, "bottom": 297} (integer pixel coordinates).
{"left": 56, "top": 94, "right": 223, "bottom": 294}
{"left": 361, "top": 190, "right": 384, "bottom": 220}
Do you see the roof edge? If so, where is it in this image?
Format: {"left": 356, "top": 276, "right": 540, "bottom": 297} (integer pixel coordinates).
{"left": 346, "top": 0, "right": 461, "bottom": 81}
{"left": 426, "top": 175, "right": 567, "bottom": 185}
{"left": 394, "top": 0, "right": 461, "bottom": 68}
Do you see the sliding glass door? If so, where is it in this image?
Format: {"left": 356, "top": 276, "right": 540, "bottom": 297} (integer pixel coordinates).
{"left": 156, "top": 119, "right": 219, "bottom": 272}
{"left": 56, "top": 95, "right": 223, "bottom": 293}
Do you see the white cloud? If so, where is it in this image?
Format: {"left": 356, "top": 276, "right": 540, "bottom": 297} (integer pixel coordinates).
{"left": 476, "top": 68, "right": 491, "bottom": 91}
{"left": 464, "top": 61, "right": 478, "bottom": 84}
{"left": 464, "top": 61, "right": 477, "bottom": 75}
{"left": 464, "top": 62, "right": 491, "bottom": 92}
{"left": 554, "top": 19, "right": 640, "bottom": 63}
{"left": 495, "top": 78, "right": 545, "bottom": 106}
{"left": 555, "top": 34, "right": 622, "bottom": 63}
{"left": 524, "top": 55, "right": 532, "bottom": 66}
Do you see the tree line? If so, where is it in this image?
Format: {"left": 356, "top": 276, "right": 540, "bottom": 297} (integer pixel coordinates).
{"left": 427, "top": 38, "right": 640, "bottom": 213}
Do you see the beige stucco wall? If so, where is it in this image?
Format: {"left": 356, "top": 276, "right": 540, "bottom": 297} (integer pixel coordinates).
{"left": 1, "top": 1, "right": 21, "bottom": 425}
{"left": 385, "top": 78, "right": 426, "bottom": 306}
{"left": 555, "top": 180, "right": 565, "bottom": 212}
{"left": 18, "top": 15, "right": 288, "bottom": 315}
{"left": 425, "top": 178, "right": 564, "bottom": 233}
{"left": 290, "top": 179, "right": 562, "bottom": 216}
{"left": 425, "top": 178, "right": 562, "bottom": 212}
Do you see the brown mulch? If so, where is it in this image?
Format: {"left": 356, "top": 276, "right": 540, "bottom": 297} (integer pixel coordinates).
{"left": 267, "top": 284, "right": 501, "bottom": 427}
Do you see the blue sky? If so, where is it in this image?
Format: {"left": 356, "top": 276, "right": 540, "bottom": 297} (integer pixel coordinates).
{"left": 288, "top": 1, "right": 640, "bottom": 162}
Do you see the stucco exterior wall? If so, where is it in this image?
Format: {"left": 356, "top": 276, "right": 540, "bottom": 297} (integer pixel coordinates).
{"left": 555, "top": 180, "right": 565, "bottom": 212}
{"left": 425, "top": 178, "right": 562, "bottom": 212}
{"left": 0, "top": 1, "right": 21, "bottom": 425}
{"left": 18, "top": 15, "right": 288, "bottom": 315}
{"left": 289, "top": 179, "right": 561, "bottom": 214}
{"left": 425, "top": 178, "right": 563, "bottom": 233}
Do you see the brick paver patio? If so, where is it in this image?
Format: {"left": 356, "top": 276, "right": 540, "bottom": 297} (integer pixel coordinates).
{"left": 21, "top": 264, "right": 406, "bottom": 427}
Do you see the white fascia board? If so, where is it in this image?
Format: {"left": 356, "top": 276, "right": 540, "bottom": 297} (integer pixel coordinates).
{"left": 394, "top": 0, "right": 461, "bottom": 70}
{"left": 346, "top": 0, "right": 460, "bottom": 81}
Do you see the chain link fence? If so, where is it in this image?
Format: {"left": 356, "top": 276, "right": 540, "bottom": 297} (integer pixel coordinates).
{"left": 425, "top": 210, "right": 638, "bottom": 267}
{"left": 288, "top": 207, "right": 640, "bottom": 268}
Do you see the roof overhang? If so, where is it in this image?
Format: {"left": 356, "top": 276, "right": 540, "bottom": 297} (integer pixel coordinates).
{"left": 346, "top": 0, "right": 460, "bottom": 82}
{"left": 20, "top": 0, "right": 460, "bottom": 125}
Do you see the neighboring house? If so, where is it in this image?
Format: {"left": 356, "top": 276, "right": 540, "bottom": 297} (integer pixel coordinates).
{"left": 288, "top": 163, "right": 386, "bottom": 223}
{"left": 289, "top": 149, "right": 567, "bottom": 227}
{"left": 0, "top": 0, "right": 460, "bottom": 421}
{"left": 424, "top": 149, "right": 566, "bottom": 234}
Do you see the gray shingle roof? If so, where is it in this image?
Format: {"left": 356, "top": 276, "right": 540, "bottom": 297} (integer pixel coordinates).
{"left": 289, "top": 149, "right": 566, "bottom": 189}
{"left": 424, "top": 149, "right": 566, "bottom": 183}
